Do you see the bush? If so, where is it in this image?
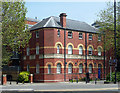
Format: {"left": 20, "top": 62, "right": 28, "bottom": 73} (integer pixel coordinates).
{"left": 17, "top": 71, "right": 30, "bottom": 83}
{"left": 106, "top": 72, "right": 120, "bottom": 82}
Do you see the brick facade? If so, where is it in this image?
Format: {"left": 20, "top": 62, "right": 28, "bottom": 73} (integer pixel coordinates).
{"left": 21, "top": 13, "right": 106, "bottom": 83}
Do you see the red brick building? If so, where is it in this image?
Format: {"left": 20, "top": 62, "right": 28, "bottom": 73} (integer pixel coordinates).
{"left": 21, "top": 13, "right": 106, "bottom": 83}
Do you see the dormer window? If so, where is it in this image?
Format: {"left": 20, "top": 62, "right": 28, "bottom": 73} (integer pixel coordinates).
{"left": 89, "top": 33, "right": 92, "bottom": 40}
{"left": 57, "top": 29, "right": 60, "bottom": 37}
{"left": 36, "top": 31, "right": 39, "bottom": 38}
{"left": 79, "top": 33, "right": 83, "bottom": 39}
{"left": 68, "top": 31, "right": 72, "bottom": 38}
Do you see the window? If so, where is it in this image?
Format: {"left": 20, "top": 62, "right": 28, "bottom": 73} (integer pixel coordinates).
{"left": 68, "top": 45, "right": 72, "bottom": 54}
{"left": 68, "top": 32, "right": 72, "bottom": 38}
{"left": 98, "top": 35, "right": 101, "bottom": 41}
{"left": 98, "top": 47, "right": 102, "bottom": 56}
{"left": 57, "top": 29, "right": 60, "bottom": 37}
{"left": 26, "top": 47, "right": 29, "bottom": 56}
{"left": 68, "top": 63, "right": 73, "bottom": 74}
{"left": 48, "top": 65, "right": 51, "bottom": 74}
{"left": 79, "top": 46, "right": 83, "bottom": 55}
{"left": 36, "top": 64, "right": 39, "bottom": 74}
{"left": 89, "top": 33, "right": 92, "bottom": 40}
{"left": 57, "top": 63, "right": 61, "bottom": 74}
{"left": 79, "top": 33, "right": 83, "bottom": 39}
{"left": 36, "top": 31, "right": 39, "bottom": 38}
{"left": 79, "top": 64, "right": 83, "bottom": 73}
{"left": 36, "top": 46, "right": 39, "bottom": 55}
{"left": 27, "top": 64, "right": 30, "bottom": 72}
{"left": 88, "top": 47, "right": 92, "bottom": 55}
{"left": 89, "top": 64, "right": 92, "bottom": 73}
{"left": 57, "top": 45, "right": 60, "bottom": 54}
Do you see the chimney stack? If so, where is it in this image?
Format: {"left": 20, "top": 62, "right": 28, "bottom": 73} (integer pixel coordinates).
{"left": 59, "top": 13, "right": 67, "bottom": 28}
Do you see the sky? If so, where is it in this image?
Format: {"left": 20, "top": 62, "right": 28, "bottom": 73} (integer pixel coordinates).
{"left": 25, "top": 2, "right": 108, "bottom": 25}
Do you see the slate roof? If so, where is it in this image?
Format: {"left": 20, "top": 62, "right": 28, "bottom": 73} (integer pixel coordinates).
{"left": 30, "top": 16, "right": 98, "bottom": 33}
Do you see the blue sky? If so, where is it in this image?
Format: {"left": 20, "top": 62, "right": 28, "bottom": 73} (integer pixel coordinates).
{"left": 25, "top": 2, "right": 108, "bottom": 25}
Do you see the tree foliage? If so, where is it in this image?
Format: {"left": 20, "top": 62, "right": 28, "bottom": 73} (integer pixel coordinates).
{"left": 96, "top": 2, "right": 120, "bottom": 58}
{"left": 2, "top": 1, "right": 31, "bottom": 65}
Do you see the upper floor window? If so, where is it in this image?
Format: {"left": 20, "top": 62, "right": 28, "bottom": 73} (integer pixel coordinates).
{"left": 36, "top": 46, "right": 39, "bottom": 55}
{"left": 79, "top": 46, "right": 83, "bottom": 55}
{"left": 26, "top": 47, "right": 30, "bottom": 56}
{"left": 68, "top": 31, "right": 72, "bottom": 38}
{"left": 88, "top": 47, "right": 92, "bottom": 55}
{"left": 79, "top": 33, "right": 83, "bottom": 39}
{"left": 57, "top": 63, "right": 61, "bottom": 74}
{"left": 48, "top": 64, "right": 51, "bottom": 74}
{"left": 68, "top": 45, "right": 72, "bottom": 54}
{"left": 89, "top": 33, "right": 92, "bottom": 40}
{"left": 98, "top": 47, "right": 102, "bottom": 56}
{"left": 68, "top": 63, "right": 73, "bottom": 74}
{"left": 36, "top": 31, "right": 39, "bottom": 38}
{"left": 57, "top": 45, "right": 60, "bottom": 54}
{"left": 79, "top": 64, "right": 83, "bottom": 73}
{"left": 36, "top": 64, "right": 39, "bottom": 74}
{"left": 57, "top": 29, "right": 60, "bottom": 37}
{"left": 89, "top": 64, "right": 93, "bottom": 73}
{"left": 98, "top": 35, "right": 101, "bottom": 41}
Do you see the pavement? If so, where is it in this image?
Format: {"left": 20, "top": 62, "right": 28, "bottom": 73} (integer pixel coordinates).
{"left": 0, "top": 81, "right": 120, "bottom": 93}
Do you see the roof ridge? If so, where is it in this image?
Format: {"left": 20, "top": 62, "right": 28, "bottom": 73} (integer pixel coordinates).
{"left": 43, "top": 17, "right": 52, "bottom": 27}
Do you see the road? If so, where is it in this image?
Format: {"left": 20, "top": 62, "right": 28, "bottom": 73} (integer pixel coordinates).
{"left": 1, "top": 82, "right": 120, "bottom": 93}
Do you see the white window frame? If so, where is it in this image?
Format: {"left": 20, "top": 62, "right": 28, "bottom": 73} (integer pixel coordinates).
{"left": 36, "top": 64, "right": 39, "bottom": 74}
{"left": 68, "top": 32, "right": 72, "bottom": 38}
{"left": 68, "top": 45, "right": 72, "bottom": 54}
{"left": 98, "top": 47, "right": 102, "bottom": 56}
{"left": 79, "top": 46, "right": 83, "bottom": 55}
{"left": 68, "top": 63, "right": 72, "bottom": 74}
{"left": 26, "top": 47, "right": 30, "bottom": 56}
{"left": 79, "top": 33, "right": 83, "bottom": 39}
{"left": 57, "top": 45, "right": 60, "bottom": 54}
{"left": 79, "top": 64, "right": 83, "bottom": 73}
{"left": 98, "top": 35, "right": 101, "bottom": 41}
{"left": 89, "top": 33, "right": 92, "bottom": 40}
{"left": 36, "top": 46, "right": 39, "bottom": 55}
{"left": 36, "top": 31, "right": 39, "bottom": 38}
{"left": 89, "top": 64, "right": 92, "bottom": 73}
{"left": 88, "top": 47, "right": 92, "bottom": 55}
{"left": 48, "top": 65, "right": 51, "bottom": 74}
{"left": 57, "top": 63, "right": 61, "bottom": 74}
{"left": 57, "top": 29, "right": 60, "bottom": 37}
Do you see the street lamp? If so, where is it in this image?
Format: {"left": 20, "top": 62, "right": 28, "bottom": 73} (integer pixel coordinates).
{"left": 114, "top": 0, "right": 117, "bottom": 84}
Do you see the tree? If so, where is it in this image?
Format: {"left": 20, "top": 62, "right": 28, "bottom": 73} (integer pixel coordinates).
{"left": 2, "top": 1, "right": 31, "bottom": 65}
{"left": 96, "top": 2, "right": 120, "bottom": 60}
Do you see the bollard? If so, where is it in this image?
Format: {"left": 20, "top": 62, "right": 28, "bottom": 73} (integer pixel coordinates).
{"left": 3, "top": 74, "right": 7, "bottom": 85}
{"left": 30, "top": 74, "right": 33, "bottom": 83}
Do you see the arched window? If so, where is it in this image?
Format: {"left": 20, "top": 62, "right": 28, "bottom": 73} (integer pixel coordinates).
{"left": 36, "top": 46, "right": 39, "bottom": 55}
{"left": 48, "top": 64, "right": 51, "bottom": 74}
{"left": 89, "top": 64, "right": 93, "bottom": 73}
{"left": 26, "top": 47, "right": 29, "bottom": 56}
{"left": 57, "top": 63, "right": 61, "bottom": 74}
{"left": 79, "top": 64, "right": 83, "bottom": 73}
{"left": 79, "top": 46, "right": 83, "bottom": 55}
{"left": 36, "top": 64, "right": 39, "bottom": 74}
{"left": 27, "top": 64, "right": 30, "bottom": 72}
{"left": 88, "top": 47, "right": 92, "bottom": 55}
{"left": 68, "top": 63, "right": 73, "bottom": 73}
{"left": 98, "top": 47, "right": 102, "bottom": 56}
{"left": 68, "top": 45, "right": 72, "bottom": 54}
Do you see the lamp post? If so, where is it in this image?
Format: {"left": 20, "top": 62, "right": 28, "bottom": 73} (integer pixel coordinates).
{"left": 114, "top": 0, "right": 117, "bottom": 84}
